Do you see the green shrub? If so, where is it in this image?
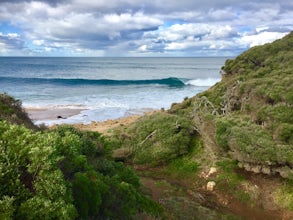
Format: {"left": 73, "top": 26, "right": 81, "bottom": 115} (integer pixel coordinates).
{"left": 0, "top": 196, "right": 15, "bottom": 220}
{"left": 72, "top": 172, "right": 104, "bottom": 219}
{"left": 112, "top": 112, "right": 196, "bottom": 166}
{"left": 0, "top": 93, "right": 36, "bottom": 129}
{"left": 167, "top": 157, "right": 199, "bottom": 176}
{"left": 215, "top": 118, "right": 235, "bottom": 151}
{"left": 278, "top": 123, "right": 293, "bottom": 144}
{"left": 0, "top": 121, "right": 77, "bottom": 220}
{"left": 229, "top": 124, "right": 277, "bottom": 164}
{"left": 0, "top": 121, "right": 161, "bottom": 219}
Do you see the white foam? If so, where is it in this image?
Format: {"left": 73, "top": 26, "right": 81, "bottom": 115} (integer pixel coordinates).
{"left": 29, "top": 82, "right": 212, "bottom": 126}
{"left": 185, "top": 78, "right": 220, "bottom": 87}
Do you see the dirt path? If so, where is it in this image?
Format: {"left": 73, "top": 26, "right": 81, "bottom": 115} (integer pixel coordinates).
{"left": 137, "top": 166, "right": 293, "bottom": 220}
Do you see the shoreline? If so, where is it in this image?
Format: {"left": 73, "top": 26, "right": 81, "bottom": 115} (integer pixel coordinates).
{"left": 25, "top": 107, "right": 86, "bottom": 121}
{"left": 26, "top": 107, "right": 157, "bottom": 133}
{"left": 74, "top": 110, "right": 158, "bottom": 134}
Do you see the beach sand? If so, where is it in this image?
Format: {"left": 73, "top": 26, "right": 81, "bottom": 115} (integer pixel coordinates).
{"left": 25, "top": 107, "right": 85, "bottom": 121}
{"left": 74, "top": 114, "right": 141, "bottom": 134}
{"left": 26, "top": 107, "right": 156, "bottom": 134}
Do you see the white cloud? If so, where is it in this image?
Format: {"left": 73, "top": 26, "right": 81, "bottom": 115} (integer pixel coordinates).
{"left": 0, "top": 0, "right": 292, "bottom": 56}
{"left": 33, "top": 39, "right": 44, "bottom": 46}
{"left": 240, "top": 31, "right": 288, "bottom": 47}
{"left": 138, "top": 44, "right": 148, "bottom": 51}
{"left": 44, "top": 47, "right": 52, "bottom": 52}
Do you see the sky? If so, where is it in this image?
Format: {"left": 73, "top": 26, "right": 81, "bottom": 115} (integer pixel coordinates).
{"left": 0, "top": 0, "right": 292, "bottom": 57}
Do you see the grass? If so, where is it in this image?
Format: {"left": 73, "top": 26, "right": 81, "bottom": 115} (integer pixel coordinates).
{"left": 215, "top": 160, "right": 252, "bottom": 204}
{"left": 274, "top": 180, "right": 293, "bottom": 211}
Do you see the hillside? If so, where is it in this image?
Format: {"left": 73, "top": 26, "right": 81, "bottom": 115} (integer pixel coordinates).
{"left": 109, "top": 32, "right": 293, "bottom": 219}
{"left": 0, "top": 93, "right": 36, "bottom": 130}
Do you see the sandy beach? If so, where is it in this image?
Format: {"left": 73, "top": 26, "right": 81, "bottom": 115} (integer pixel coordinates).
{"left": 26, "top": 107, "right": 156, "bottom": 134}
{"left": 25, "top": 107, "right": 85, "bottom": 121}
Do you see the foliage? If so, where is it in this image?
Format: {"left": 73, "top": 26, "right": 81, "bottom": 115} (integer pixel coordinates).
{"left": 278, "top": 123, "right": 293, "bottom": 144}
{"left": 110, "top": 112, "right": 197, "bottom": 166}
{"left": 222, "top": 32, "right": 293, "bottom": 76}
{"left": 72, "top": 172, "right": 104, "bottom": 219}
{"left": 0, "top": 196, "right": 15, "bottom": 220}
{"left": 193, "top": 32, "right": 293, "bottom": 181}
{"left": 167, "top": 157, "right": 199, "bottom": 177}
{"left": 0, "top": 121, "right": 161, "bottom": 219}
{"left": 0, "top": 121, "right": 77, "bottom": 219}
{"left": 0, "top": 93, "right": 37, "bottom": 130}
{"left": 215, "top": 117, "right": 293, "bottom": 168}
{"left": 215, "top": 118, "right": 235, "bottom": 151}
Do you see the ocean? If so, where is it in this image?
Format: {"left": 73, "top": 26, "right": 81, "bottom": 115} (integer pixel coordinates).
{"left": 0, "top": 57, "right": 227, "bottom": 125}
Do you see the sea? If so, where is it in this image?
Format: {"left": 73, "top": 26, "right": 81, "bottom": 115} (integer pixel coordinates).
{"left": 0, "top": 57, "right": 227, "bottom": 125}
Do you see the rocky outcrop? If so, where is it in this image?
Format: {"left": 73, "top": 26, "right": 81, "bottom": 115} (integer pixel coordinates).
{"left": 238, "top": 162, "right": 293, "bottom": 179}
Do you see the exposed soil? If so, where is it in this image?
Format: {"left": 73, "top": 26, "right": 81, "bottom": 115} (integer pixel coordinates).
{"left": 138, "top": 166, "right": 293, "bottom": 220}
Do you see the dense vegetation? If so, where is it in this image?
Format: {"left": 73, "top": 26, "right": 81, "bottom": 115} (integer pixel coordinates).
{"left": 111, "top": 32, "right": 293, "bottom": 214}
{"left": 206, "top": 32, "right": 293, "bottom": 179}
{"left": 0, "top": 96, "right": 161, "bottom": 219}
{"left": 0, "top": 93, "right": 36, "bottom": 130}
{"left": 110, "top": 112, "right": 198, "bottom": 166}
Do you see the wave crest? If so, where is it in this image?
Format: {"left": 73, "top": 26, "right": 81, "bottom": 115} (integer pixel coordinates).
{"left": 0, "top": 77, "right": 186, "bottom": 87}
{"left": 185, "top": 78, "right": 220, "bottom": 87}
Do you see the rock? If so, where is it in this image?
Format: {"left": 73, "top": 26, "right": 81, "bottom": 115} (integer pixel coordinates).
{"left": 238, "top": 162, "right": 244, "bottom": 168}
{"left": 113, "top": 148, "right": 131, "bottom": 162}
{"left": 199, "top": 171, "right": 206, "bottom": 179}
{"left": 275, "top": 166, "right": 293, "bottom": 179}
{"left": 207, "top": 167, "right": 217, "bottom": 176}
{"left": 261, "top": 166, "right": 271, "bottom": 175}
{"left": 243, "top": 163, "right": 251, "bottom": 171}
{"left": 206, "top": 181, "right": 216, "bottom": 191}
{"left": 251, "top": 165, "right": 261, "bottom": 173}
{"left": 57, "top": 115, "right": 65, "bottom": 119}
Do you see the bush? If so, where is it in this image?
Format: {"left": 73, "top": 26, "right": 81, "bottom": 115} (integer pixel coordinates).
{"left": 0, "top": 121, "right": 77, "bottom": 220}
{"left": 215, "top": 118, "right": 235, "bottom": 151}
{"left": 72, "top": 172, "right": 104, "bottom": 219}
{"left": 111, "top": 112, "right": 196, "bottom": 166}
{"left": 0, "top": 93, "right": 36, "bottom": 129}
{"left": 0, "top": 196, "right": 15, "bottom": 220}
{"left": 0, "top": 121, "right": 161, "bottom": 219}
{"left": 278, "top": 123, "right": 293, "bottom": 144}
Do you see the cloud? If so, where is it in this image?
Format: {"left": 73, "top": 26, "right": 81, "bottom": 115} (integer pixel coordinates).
{"left": 137, "top": 23, "right": 240, "bottom": 56}
{"left": 0, "top": 32, "right": 26, "bottom": 54}
{"left": 240, "top": 31, "right": 288, "bottom": 47}
{"left": 0, "top": 0, "right": 292, "bottom": 56}
{"left": 32, "top": 39, "right": 44, "bottom": 46}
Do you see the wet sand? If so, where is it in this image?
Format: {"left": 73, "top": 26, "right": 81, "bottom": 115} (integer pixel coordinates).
{"left": 25, "top": 107, "right": 85, "bottom": 121}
